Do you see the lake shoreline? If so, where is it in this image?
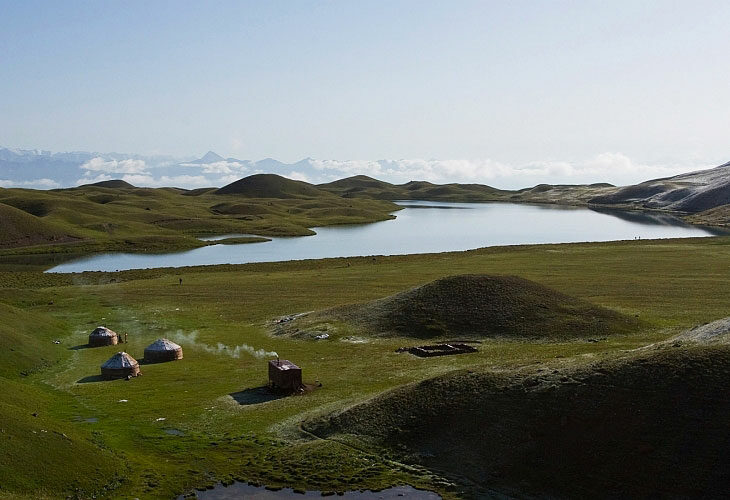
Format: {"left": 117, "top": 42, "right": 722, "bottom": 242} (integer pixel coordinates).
{"left": 42, "top": 200, "right": 726, "bottom": 273}
{"left": 0, "top": 197, "right": 721, "bottom": 268}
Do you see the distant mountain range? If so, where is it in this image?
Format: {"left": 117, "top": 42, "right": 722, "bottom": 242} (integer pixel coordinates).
{"left": 3, "top": 147, "right": 730, "bottom": 221}
{"left": 0, "top": 147, "right": 181, "bottom": 188}
{"left": 0, "top": 147, "right": 352, "bottom": 188}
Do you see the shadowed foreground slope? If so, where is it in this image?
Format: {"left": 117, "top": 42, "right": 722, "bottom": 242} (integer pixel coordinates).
{"left": 280, "top": 275, "right": 641, "bottom": 340}
{"left": 305, "top": 343, "right": 730, "bottom": 498}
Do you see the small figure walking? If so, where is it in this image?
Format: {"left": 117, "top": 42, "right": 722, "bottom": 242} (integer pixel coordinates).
{"left": 179, "top": 278, "right": 183, "bottom": 285}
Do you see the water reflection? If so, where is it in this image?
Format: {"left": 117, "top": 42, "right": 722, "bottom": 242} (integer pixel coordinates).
{"left": 46, "top": 201, "right": 726, "bottom": 273}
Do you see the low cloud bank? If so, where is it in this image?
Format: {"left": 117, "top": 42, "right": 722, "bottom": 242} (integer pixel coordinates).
{"left": 0, "top": 178, "right": 60, "bottom": 189}
{"left": 179, "top": 160, "right": 248, "bottom": 175}
{"left": 80, "top": 157, "right": 147, "bottom": 174}
{"left": 65, "top": 152, "right": 714, "bottom": 190}
{"left": 308, "top": 153, "right": 700, "bottom": 188}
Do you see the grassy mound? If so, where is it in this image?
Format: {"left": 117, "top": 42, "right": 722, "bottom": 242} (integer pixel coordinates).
{"left": 305, "top": 344, "right": 730, "bottom": 498}
{"left": 216, "top": 174, "right": 333, "bottom": 198}
{"left": 319, "top": 175, "right": 396, "bottom": 191}
{"left": 0, "top": 202, "right": 79, "bottom": 248}
{"left": 318, "top": 176, "right": 506, "bottom": 202}
{"left": 286, "top": 274, "right": 641, "bottom": 339}
{"left": 82, "top": 179, "right": 136, "bottom": 189}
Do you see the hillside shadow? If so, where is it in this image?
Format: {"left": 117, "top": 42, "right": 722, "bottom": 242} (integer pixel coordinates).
{"left": 77, "top": 375, "right": 105, "bottom": 384}
{"left": 69, "top": 344, "right": 91, "bottom": 350}
{"left": 229, "top": 386, "right": 287, "bottom": 406}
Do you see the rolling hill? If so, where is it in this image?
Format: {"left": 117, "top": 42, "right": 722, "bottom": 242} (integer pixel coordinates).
{"left": 276, "top": 274, "right": 642, "bottom": 340}
{"left": 0, "top": 202, "right": 79, "bottom": 248}
{"left": 0, "top": 179, "right": 399, "bottom": 254}
{"left": 590, "top": 160, "right": 730, "bottom": 213}
{"left": 305, "top": 342, "right": 730, "bottom": 498}
{"left": 81, "top": 179, "right": 136, "bottom": 189}
{"left": 318, "top": 175, "right": 508, "bottom": 201}
{"left": 216, "top": 174, "right": 335, "bottom": 198}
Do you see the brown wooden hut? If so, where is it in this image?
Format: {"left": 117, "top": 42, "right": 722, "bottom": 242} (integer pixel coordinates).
{"left": 268, "top": 359, "right": 302, "bottom": 392}
{"left": 89, "top": 326, "right": 119, "bottom": 347}
{"left": 100, "top": 352, "right": 139, "bottom": 380}
{"left": 144, "top": 338, "right": 183, "bottom": 362}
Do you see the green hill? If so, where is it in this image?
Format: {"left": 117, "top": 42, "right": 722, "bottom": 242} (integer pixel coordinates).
{"left": 216, "top": 174, "right": 334, "bottom": 198}
{"left": 81, "top": 179, "right": 136, "bottom": 189}
{"left": 319, "top": 175, "right": 396, "bottom": 191}
{"left": 0, "top": 202, "right": 79, "bottom": 248}
{"left": 0, "top": 180, "right": 398, "bottom": 256}
{"left": 305, "top": 343, "right": 730, "bottom": 498}
{"left": 278, "top": 274, "right": 641, "bottom": 340}
{"left": 318, "top": 177, "right": 507, "bottom": 201}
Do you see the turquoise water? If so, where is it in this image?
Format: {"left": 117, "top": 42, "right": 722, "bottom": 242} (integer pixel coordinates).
{"left": 46, "top": 201, "right": 724, "bottom": 273}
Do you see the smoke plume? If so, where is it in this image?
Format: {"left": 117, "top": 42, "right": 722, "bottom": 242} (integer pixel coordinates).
{"left": 171, "top": 330, "right": 277, "bottom": 359}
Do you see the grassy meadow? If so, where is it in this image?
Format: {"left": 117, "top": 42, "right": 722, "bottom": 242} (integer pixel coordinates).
{"left": 0, "top": 235, "right": 729, "bottom": 498}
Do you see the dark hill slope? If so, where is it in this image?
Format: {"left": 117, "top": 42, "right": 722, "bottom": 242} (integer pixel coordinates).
{"left": 282, "top": 275, "right": 641, "bottom": 339}
{"left": 216, "top": 174, "right": 334, "bottom": 198}
{"left": 685, "top": 204, "right": 730, "bottom": 227}
{"left": 306, "top": 344, "right": 730, "bottom": 498}
{"left": 81, "top": 179, "right": 136, "bottom": 189}
{"left": 318, "top": 177, "right": 507, "bottom": 201}
{"left": 590, "top": 161, "right": 730, "bottom": 213}
{"left": 318, "top": 175, "right": 404, "bottom": 200}
{"left": 319, "top": 175, "right": 396, "bottom": 191}
{"left": 318, "top": 176, "right": 610, "bottom": 204}
{"left": 0, "top": 202, "right": 79, "bottom": 248}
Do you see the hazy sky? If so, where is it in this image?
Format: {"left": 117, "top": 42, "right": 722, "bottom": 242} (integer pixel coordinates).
{"left": 2, "top": 1, "right": 729, "bottom": 183}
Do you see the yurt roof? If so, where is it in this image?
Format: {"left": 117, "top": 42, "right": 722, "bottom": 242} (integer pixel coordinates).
{"left": 145, "top": 338, "right": 181, "bottom": 352}
{"left": 101, "top": 352, "right": 138, "bottom": 369}
{"left": 91, "top": 326, "right": 117, "bottom": 337}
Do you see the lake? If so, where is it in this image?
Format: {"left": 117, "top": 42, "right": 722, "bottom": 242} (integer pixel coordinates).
{"left": 46, "top": 201, "right": 725, "bottom": 273}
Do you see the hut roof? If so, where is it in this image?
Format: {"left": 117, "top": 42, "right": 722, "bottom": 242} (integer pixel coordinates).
{"left": 269, "top": 359, "right": 300, "bottom": 371}
{"left": 101, "top": 352, "right": 138, "bottom": 369}
{"left": 145, "top": 338, "right": 181, "bottom": 352}
{"left": 90, "top": 326, "right": 117, "bottom": 337}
